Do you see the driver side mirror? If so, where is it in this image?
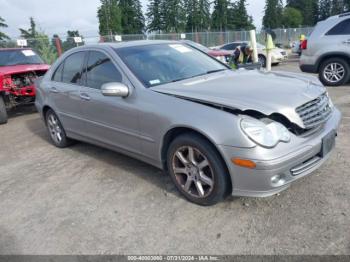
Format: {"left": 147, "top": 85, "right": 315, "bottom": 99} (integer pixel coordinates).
{"left": 101, "top": 82, "right": 129, "bottom": 98}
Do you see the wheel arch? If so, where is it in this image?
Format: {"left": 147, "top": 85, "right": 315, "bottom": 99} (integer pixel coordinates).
{"left": 42, "top": 105, "right": 53, "bottom": 124}
{"left": 160, "top": 126, "right": 232, "bottom": 192}
{"left": 316, "top": 52, "right": 350, "bottom": 71}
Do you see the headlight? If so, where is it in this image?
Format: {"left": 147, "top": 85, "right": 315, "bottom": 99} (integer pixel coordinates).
{"left": 240, "top": 118, "right": 291, "bottom": 148}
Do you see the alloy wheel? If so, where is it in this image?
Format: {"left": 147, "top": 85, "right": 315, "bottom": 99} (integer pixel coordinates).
{"left": 172, "top": 146, "right": 214, "bottom": 198}
{"left": 323, "top": 63, "right": 345, "bottom": 84}
{"left": 47, "top": 114, "right": 63, "bottom": 144}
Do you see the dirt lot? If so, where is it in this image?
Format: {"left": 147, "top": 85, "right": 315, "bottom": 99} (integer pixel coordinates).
{"left": 0, "top": 60, "right": 349, "bottom": 255}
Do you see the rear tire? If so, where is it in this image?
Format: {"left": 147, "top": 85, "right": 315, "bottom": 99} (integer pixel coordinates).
{"left": 45, "top": 109, "right": 72, "bottom": 148}
{"left": 319, "top": 58, "right": 350, "bottom": 86}
{"left": 0, "top": 96, "right": 8, "bottom": 125}
{"left": 166, "top": 133, "right": 231, "bottom": 206}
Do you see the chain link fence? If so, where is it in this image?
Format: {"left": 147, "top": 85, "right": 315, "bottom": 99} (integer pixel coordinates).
{"left": 1, "top": 27, "right": 314, "bottom": 64}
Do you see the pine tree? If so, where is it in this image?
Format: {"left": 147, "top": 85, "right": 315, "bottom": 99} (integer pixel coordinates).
{"left": 147, "top": 0, "right": 163, "bottom": 32}
{"left": 211, "top": 0, "right": 229, "bottom": 31}
{"left": 161, "top": 0, "right": 186, "bottom": 32}
{"left": 19, "top": 17, "right": 37, "bottom": 39}
{"left": 119, "top": 0, "right": 145, "bottom": 34}
{"left": 263, "top": 0, "right": 283, "bottom": 29}
{"left": 228, "top": 0, "right": 255, "bottom": 30}
{"left": 318, "top": 0, "right": 332, "bottom": 20}
{"left": 0, "top": 16, "right": 9, "bottom": 41}
{"left": 97, "top": 0, "right": 122, "bottom": 36}
{"left": 185, "top": 0, "right": 211, "bottom": 32}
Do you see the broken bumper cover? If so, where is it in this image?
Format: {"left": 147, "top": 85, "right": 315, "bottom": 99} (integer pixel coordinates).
{"left": 218, "top": 108, "right": 342, "bottom": 197}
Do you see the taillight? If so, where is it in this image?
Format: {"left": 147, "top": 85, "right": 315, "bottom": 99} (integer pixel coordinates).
{"left": 301, "top": 40, "right": 308, "bottom": 50}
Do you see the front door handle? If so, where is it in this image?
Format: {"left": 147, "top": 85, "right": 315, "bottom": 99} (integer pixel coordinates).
{"left": 80, "top": 93, "right": 91, "bottom": 101}
{"left": 50, "top": 87, "right": 59, "bottom": 93}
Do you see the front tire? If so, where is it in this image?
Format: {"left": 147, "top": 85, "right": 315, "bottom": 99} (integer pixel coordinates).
{"left": 45, "top": 109, "right": 72, "bottom": 148}
{"left": 167, "top": 133, "right": 230, "bottom": 206}
{"left": 258, "top": 55, "right": 266, "bottom": 68}
{"left": 0, "top": 96, "right": 8, "bottom": 125}
{"left": 319, "top": 58, "right": 350, "bottom": 86}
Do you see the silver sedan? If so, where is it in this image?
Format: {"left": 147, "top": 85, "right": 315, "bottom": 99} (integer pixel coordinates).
{"left": 35, "top": 41, "right": 341, "bottom": 205}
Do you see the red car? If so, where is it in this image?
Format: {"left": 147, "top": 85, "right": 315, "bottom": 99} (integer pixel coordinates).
{"left": 182, "top": 40, "right": 232, "bottom": 63}
{"left": 0, "top": 48, "right": 49, "bottom": 124}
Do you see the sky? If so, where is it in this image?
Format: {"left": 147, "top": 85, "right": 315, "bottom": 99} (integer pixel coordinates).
{"left": 0, "top": 0, "right": 266, "bottom": 39}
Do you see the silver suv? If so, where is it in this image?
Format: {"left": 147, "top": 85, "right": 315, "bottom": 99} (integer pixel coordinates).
{"left": 300, "top": 13, "right": 350, "bottom": 86}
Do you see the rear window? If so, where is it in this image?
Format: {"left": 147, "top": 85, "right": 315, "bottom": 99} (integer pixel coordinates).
{"left": 326, "top": 19, "right": 350, "bottom": 35}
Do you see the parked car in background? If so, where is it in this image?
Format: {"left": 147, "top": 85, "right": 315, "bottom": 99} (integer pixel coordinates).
{"left": 0, "top": 48, "right": 50, "bottom": 124}
{"left": 181, "top": 40, "right": 232, "bottom": 63}
{"left": 211, "top": 41, "right": 288, "bottom": 67}
{"left": 300, "top": 13, "right": 350, "bottom": 86}
{"left": 36, "top": 41, "right": 340, "bottom": 206}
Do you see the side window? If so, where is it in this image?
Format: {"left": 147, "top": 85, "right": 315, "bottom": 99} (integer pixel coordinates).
{"left": 62, "top": 52, "right": 85, "bottom": 84}
{"left": 222, "top": 44, "right": 234, "bottom": 50}
{"left": 326, "top": 19, "right": 350, "bottom": 35}
{"left": 52, "top": 62, "right": 64, "bottom": 82}
{"left": 84, "top": 51, "right": 122, "bottom": 90}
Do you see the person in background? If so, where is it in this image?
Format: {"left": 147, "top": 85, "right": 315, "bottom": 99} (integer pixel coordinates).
{"left": 231, "top": 45, "right": 254, "bottom": 68}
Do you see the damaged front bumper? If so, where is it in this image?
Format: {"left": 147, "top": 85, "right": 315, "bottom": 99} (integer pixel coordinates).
{"left": 218, "top": 108, "right": 342, "bottom": 197}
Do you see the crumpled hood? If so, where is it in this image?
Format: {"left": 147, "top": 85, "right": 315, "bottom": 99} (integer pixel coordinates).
{"left": 0, "top": 64, "right": 50, "bottom": 75}
{"left": 151, "top": 70, "right": 326, "bottom": 128}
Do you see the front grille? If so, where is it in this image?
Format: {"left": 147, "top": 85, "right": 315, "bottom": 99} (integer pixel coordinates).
{"left": 290, "top": 156, "right": 321, "bottom": 176}
{"left": 296, "top": 93, "right": 332, "bottom": 129}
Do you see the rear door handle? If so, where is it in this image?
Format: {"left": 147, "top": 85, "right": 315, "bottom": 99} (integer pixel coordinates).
{"left": 80, "top": 93, "right": 91, "bottom": 101}
{"left": 50, "top": 87, "right": 59, "bottom": 93}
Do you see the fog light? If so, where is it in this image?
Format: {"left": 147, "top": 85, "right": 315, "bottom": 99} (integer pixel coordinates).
{"left": 271, "top": 175, "right": 281, "bottom": 184}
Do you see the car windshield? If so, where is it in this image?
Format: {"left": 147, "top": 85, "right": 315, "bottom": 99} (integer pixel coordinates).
{"left": 115, "top": 43, "right": 228, "bottom": 88}
{"left": 185, "top": 41, "right": 210, "bottom": 52}
{"left": 0, "top": 49, "right": 44, "bottom": 66}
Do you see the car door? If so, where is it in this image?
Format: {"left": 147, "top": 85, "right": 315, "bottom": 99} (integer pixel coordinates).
{"left": 324, "top": 18, "right": 350, "bottom": 53}
{"left": 49, "top": 51, "right": 86, "bottom": 134}
{"left": 78, "top": 50, "right": 141, "bottom": 154}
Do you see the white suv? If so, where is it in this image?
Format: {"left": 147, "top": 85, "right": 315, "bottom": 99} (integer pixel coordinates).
{"left": 300, "top": 13, "right": 350, "bottom": 86}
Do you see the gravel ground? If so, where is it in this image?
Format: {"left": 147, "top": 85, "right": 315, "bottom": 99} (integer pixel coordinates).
{"left": 0, "top": 60, "right": 349, "bottom": 255}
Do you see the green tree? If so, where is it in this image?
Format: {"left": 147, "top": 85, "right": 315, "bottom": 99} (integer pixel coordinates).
{"left": 62, "top": 30, "right": 84, "bottom": 51}
{"left": 185, "top": 0, "right": 211, "bottom": 32}
{"left": 119, "top": 0, "right": 145, "bottom": 34}
{"left": 36, "top": 32, "right": 57, "bottom": 64}
{"left": 211, "top": 0, "right": 229, "bottom": 31}
{"left": 263, "top": 0, "right": 283, "bottom": 29}
{"left": 282, "top": 7, "right": 303, "bottom": 27}
{"left": 330, "top": 0, "right": 350, "bottom": 15}
{"left": 98, "top": 0, "right": 122, "bottom": 36}
{"left": 228, "top": 0, "right": 255, "bottom": 30}
{"left": 318, "top": 0, "right": 332, "bottom": 20}
{"left": 0, "top": 16, "right": 9, "bottom": 41}
{"left": 161, "top": 0, "right": 186, "bottom": 32}
{"left": 19, "top": 17, "right": 37, "bottom": 39}
{"left": 287, "top": 0, "right": 318, "bottom": 26}
{"left": 146, "top": 0, "right": 163, "bottom": 32}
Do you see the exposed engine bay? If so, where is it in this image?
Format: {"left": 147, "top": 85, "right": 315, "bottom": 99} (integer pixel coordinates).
{"left": 2, "top": 70, "right": 46, "bottom": 109}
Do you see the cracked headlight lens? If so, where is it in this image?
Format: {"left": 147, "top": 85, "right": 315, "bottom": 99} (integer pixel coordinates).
{"left": 241, "top": 118, "right": 291, "bottom": 148}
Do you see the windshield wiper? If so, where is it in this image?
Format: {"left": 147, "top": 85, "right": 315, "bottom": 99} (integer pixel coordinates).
{"left": 206, "top": 69, "right": 227, "bottom": 74}
{"left": 170, "top": 69, "right": 227, "bottom": 83}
